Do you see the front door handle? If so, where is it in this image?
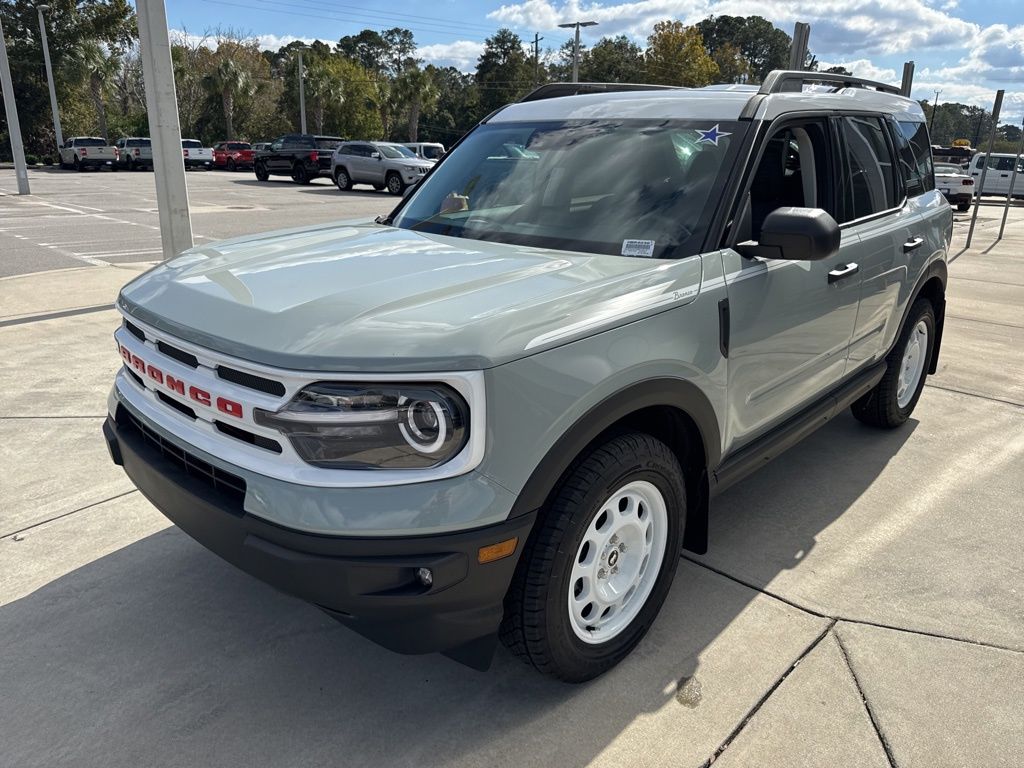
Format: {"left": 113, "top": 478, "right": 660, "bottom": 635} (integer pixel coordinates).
{"left": 903, "top": 237, "right": 925, "bottom": 253}
{"left": 828, "top": 263, "right": 860, "bottom": 283}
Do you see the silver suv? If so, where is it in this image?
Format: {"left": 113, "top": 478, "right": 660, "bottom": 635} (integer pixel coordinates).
{"left": 104, "top": 72, "right": 949, "bottom": 682}
{"left": 331, "top": 141, "right": 433, "bottom": 195}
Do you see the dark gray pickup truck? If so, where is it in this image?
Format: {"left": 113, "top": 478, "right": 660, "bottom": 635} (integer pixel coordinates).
{"left": 253, "top": 133, "right": 344, "bottom": 184}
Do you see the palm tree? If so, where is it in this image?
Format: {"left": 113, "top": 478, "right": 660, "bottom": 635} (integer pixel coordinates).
{"left": 70, "top": 42, "right": 119, "bottom": 140}
{"left": 203, "top": 56, "right": 254, "bottom": 140}
{"left": 394, "top": 66, "right": 440, "bottom": 142}
{"left": 304, "top": 62, "right": 344, "bottom": 134}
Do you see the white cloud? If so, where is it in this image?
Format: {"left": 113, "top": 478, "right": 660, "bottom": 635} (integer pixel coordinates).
{"left": 417, "top": 40, "right": 487, "bottom": 71}
{"left": 817, "top": 59, "right": 897, "bottom": 82}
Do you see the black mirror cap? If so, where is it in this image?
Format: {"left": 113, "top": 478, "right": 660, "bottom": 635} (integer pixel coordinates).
{"left": 738, "top": 207, "right": 841, "bottom": 261}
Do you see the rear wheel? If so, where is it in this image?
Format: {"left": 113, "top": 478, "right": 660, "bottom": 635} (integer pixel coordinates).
{"left": 74, "top": 157, "right": 83, "bottom": 172}
{"left": 957, "top": 202, "right": 970, "bottom": 212}
{"left": 291, "top": 163, "right": 310, "bottom": 184}
{"left": 227, "top": 158, "right": 236, "bottom": 172}
{"left": 386, "top": 172, "right": 404, "bottom": 195}
{"left": 254, "top": 161, "right": 269, "bottom": 181}
{"left": 852, "top": 297, "right": 936, "bottom": 428}
{"left": 334, "top": 167, "right": 352, "bottom": 191}
{"left": 501, "top": 432, "right": 686, "bottom": 682}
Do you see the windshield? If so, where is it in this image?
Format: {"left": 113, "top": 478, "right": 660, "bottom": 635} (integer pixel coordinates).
{"left": 392, "top": 119, "right": 744, "bottom": 259}
{"left": 379, "top": 144, "right": 417, "bottom": 159}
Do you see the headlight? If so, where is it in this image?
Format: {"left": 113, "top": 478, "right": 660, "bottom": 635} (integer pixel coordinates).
{"left": 253, "top": 383, "right": 469, "bottom": 470}
{"left": 403, "top": 165, "right": 418, "bottom": 172}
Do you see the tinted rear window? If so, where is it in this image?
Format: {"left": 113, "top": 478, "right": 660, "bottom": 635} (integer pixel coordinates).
{"left": 227, "top": 142, "right": 250, "bottom": 150}
{"left": 315, "top": 138, "right": 343, "bottom": 150}
{"left": 127, "top": 138, "right": 151, "bottom": 147}
{"left": 77, "top": 138, "right": 106, "bottom": 147}
{"left": 182, "top": 140, "right": 202, "bottom": 148}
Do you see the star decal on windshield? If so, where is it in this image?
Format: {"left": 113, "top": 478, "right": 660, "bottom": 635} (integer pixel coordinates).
{"left": 695, "top": 124, "right": 732, "bottom": 146}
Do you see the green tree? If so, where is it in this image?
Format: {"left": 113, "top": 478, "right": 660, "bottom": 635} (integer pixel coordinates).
{"left": 68, "top": 41, "right": 120, "bottom": 140}
{"left": 711, "top": 42, "right": 752, "bottom": 83}
{"left": 304, "top": 59, "right": 344, "bottom": 135}
{"left": 203, "top": 47, "right": 256, "bottom": 140}
{"left": 823, "top": 65, "right": 853, "bottom": 76}
{"left": 475, "top": 28, "right": 532, "bottom": 116}
{"left": 695, "top": 15, "right": 792, "bottom": 82}
{"left": 579, "top": 36, "right": 644, "bottom": 83}
{"left": 393, "top": 65, "right": 440, "bottom": 142}
{"left": 645, "top": 21, "right": 718, "bottom": 87}
{"left": 420, "top": 67, "right": 478, "bottom": 144}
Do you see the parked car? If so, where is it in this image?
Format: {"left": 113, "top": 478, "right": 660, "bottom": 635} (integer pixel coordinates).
{"left": 181, "top": 139, "right": 214, "bottom": 169}
{"left": 403, "top": 142, "right": 446, "bottom": 162}
{"left": 113, "top": 137, "right": 153, "bottom": 171}
{"left": 213, "top": 141, "right": 255, "bottom": 171}
{"left": 59, "top": 137, "right": 116, "bottom": 171}
{"left": 966, "top": 152, "right": 1024, "bottom": 197}
{"left": 331, "top": 141, "right": 433, "bottom": 194}
{"left": 251, "top": 142, "right": 271, "bottom": 153}
{"left": 103, "top": 71, "right": 949, "bottom": 682}
{"left": 253, "top": 134, "right": 344, "bottom": 184}
{"left": 934, "top": 162, "right": 974, "bottom": 211}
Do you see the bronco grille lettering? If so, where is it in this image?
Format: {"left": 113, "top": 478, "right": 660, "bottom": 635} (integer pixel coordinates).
{"left": 118, "top": 343, "right": 243, "bottom": 418}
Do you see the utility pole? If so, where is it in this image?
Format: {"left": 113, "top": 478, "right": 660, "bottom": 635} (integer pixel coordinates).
{"left": 788, "top": 22, "right": 810, "bottom": 70}
{"left": 558, "top": 20, "right": 597, "bottom": 83}
{"left": 997, "top": 114, "right": 1024, "bottom": 241}
{"left": 929, "top": 89, "right": 941, "bottom": 137}
{"left": 900, "top": 61, "right": 914, "bottom": 97}
{"left": 966, "top": 89, "right": 1004, "bottom": 249}
{"left": 533, "top": 33, "right": 543, "bottom": 85}
{"left": 297, "top": 47, "right": 307, "bottom": 134}
{"left": 0, "top": 15, "right": 30, "bottom": 194}
{"left": 136, "top": 0, "right": 193, "bottom": 259}
{"left": 36, "top": 5, "right": 63, "bottom": 153}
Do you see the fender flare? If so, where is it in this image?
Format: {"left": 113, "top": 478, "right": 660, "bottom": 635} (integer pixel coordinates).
{"left": 508, "top": 378, "right": 721, "bottom": 551}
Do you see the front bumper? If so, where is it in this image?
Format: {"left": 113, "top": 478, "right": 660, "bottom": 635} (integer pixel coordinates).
{"left": 102, "top": 407, "right": 535, "bottom": 665}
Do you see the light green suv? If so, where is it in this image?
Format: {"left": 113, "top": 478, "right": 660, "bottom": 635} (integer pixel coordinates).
{"left": 104, "top": 72, "right": 950, "bottom": 682}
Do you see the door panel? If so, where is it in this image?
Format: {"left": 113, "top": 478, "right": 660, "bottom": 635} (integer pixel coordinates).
{"left": 722, "top": 240, "right": 862, "bottom": 451}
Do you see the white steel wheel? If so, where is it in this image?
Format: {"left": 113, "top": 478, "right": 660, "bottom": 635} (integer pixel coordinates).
{"left": 897, "top": 320, "right": 929, "bottom": 408}
{"left": 568, "top": 480, "right": 669, "bottom": 644}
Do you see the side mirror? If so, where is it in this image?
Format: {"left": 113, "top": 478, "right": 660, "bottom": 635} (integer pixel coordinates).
{"left": 370, "top": 151, "right": 381, "bottom": 159}
{"left": 737, "top": 207, "right": 840, "bottom": 261}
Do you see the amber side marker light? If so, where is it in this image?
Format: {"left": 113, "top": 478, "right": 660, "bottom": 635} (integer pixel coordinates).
{"left": 478, "top": 537, "right": 518, "bottom": 564}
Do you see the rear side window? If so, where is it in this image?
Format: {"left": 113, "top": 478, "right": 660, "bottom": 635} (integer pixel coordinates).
{"left": 891, "top": 121, "right": 934, "bottom": 197}
{"left": 840, "top": 116, "right": 898, "bottom": 221}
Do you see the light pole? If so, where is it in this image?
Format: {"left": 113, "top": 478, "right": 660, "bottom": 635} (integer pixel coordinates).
{"left": 929, "top": 89, "right": 941, "bottom": 138}
{"left": 0, "top": 14, "right": 30, "bottom": 194}
{"left": 297, "top": 46, "right": 307, "bottom": 133}
{"left": 558, "top": 20, "right": 597, "bottom": 83}
{"left": 36, "top": 4, "right": 63, "bottom": 154}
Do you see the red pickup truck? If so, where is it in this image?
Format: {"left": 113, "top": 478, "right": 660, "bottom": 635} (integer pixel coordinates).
{"left": 213, "top": 141, "right": 255, "bottom": 171}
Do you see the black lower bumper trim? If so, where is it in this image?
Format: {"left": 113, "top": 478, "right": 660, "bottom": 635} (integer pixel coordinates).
{"left": 103, "top": 411, "right": 535, "bottom": 662}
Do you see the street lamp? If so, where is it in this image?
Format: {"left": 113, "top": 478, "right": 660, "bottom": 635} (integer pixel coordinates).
{"left": 36, "top": 4, "right": 63, "bottom": 154}
{"left": 929, "top": 88, "right": 941, "bottom": 139}
{"left": 558, "top": 20, "right": 597, "bottom": 83}
{"left": 296, "top": 45, "right": 307, "bottom": 134}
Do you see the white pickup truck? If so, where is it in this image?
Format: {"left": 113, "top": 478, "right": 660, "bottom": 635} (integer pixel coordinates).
{"left": 59, "top": 137, "right": 117, "bottom": 171}
{"left": 182, "top": 139, "right": 214, "bottom": 170}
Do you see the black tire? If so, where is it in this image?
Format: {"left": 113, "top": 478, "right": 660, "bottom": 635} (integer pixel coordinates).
{"left": 501, "top": 432, "right": 686, "bottom": 682}
{"left": 334, "top": 167, "right": 352, "bottom": 191}
{"left": 227, "top": 158, "right": 236, "bottom": 172}
{"left": 127, "top": 158, "right": 135, "bottom": 171}
{"left": 957, "top": 202, "right": 970, "bottom": 212}
{"left": 386, "top": 172, "right": 404, "bottom": 195}
{"left": 372, "top": 183, "right": 385, "bottom": 191}
{"left": 74, "top": 157, "right": 83, "bottom": 172}
{"left": 292, "top": 163, "right": 310, "bottom": 184}
{"left": 254, "top": 161, "right": 269, "bottom": 181}
{"left": 852, "top": 297, "right": 936, "bottom": 428}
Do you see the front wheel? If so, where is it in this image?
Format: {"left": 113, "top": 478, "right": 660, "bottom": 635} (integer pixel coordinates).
{"left": 852, "top": 297, "right": 936, "bottom": 428}
{"left": 386, "top": 172, "right": 404, "bottom": 195}
{"left": 501, "top": 432, "right": 686, "bottom": 682}
{"left": 254, "top": 162, "right": 269, "bottom": 181}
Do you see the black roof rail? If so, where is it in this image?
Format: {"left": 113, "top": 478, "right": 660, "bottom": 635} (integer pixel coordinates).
{"left": 758, "top": 70, "right": 902, "bottom": 96}
{"left": 519, "top": 82, "right": 682, "bottom": 103}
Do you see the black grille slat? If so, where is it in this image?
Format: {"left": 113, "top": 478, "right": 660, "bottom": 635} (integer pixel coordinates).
{"left": 215, "top": 420, "right": 283, "bottom": 453}
{"left": 119, "top": 407, "right": 246, "bottom": 504}
{"left": 156, "top": 340, "right": 199, "bottom": 368}
{"left": 124, "top": 320, "right": 146, "bottom": 341}
{"left": 216, "top": 366, "right": 286, "bottom": 397}
{"left": 126, "top": 369, "right": 145, "bottom": 389}
{"left": 157, "top": 392, "right": 196, "bottom": 420}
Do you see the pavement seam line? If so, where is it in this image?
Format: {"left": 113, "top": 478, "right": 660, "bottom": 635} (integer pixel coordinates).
{"left": 924, "top": 382, "right": 1023, "bottom": 410}
{"left": 834, "top": 626, "right": 898, "bottom": 768}
{"left": 1, "top": 490, "right": 138, "bottom": 541}
{"left": 0, "top": 303, "right": 115, "bottom": 328}
{"left": 699, "top": 619, "right": 837, "bottom": 768}
{"left": 680, "top": 554, "right": 1024, "bottom": 655}
{"left": 946, "top": 313, "right": 1024, "bottom": 330}
{"left": 0, "top": 415, "right": 106, "bottom": 419}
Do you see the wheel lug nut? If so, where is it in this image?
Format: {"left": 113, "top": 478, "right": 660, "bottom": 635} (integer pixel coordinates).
{"left": 598, "top": 568, "right": 607, "bottom": 579}
{"left": 619, "top": 543, "right": 627, "bottom": 553}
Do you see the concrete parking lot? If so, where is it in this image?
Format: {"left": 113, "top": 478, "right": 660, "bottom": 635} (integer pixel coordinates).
{"left": 1, "top": 167, "right": 1022, "bottom": 767}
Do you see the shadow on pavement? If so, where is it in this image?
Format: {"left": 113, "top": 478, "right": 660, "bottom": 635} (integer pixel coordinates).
{"left": 0, "top": 411, "right": 913, "bottom": 767}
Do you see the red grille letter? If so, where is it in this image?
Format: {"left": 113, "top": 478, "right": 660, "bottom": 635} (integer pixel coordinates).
{"left": 189, "top": 386, "right": 211, "bottom": 407}
{"left": 216, "top": 397, "right": 243, "bottom": 419}
{"left": 120, "top": 345, "right": 132, "bottom": 364}
{"left": 164, "top": 375, "right": 185, "bottom": 396}
{"left": 146, "top": 365, "right": 164, "bottom": 385}
{"left": 131, "top": 354, "right": 146, "bottom": 373}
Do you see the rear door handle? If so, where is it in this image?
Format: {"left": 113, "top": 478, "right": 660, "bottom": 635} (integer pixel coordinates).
{"left": 828, "top": 263, "right": 860, "bottom": 283}
{"left": 903, "top": 237, "right": 925, "bottom": 253}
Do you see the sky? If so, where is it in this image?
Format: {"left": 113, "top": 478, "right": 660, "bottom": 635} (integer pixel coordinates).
{"left": 164, "top": 0, "right": 1024, "bottom": 123}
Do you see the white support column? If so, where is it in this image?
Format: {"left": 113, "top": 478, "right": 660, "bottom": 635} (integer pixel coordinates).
{"left": 298, "top": 49, "right": 307, "bottom": 134}
{"left": 0, "top": 16, "right": 30, "bottom": 195}
{"left": 37, "top": 6, "right": 63, "bottom": 150}
{"left": 136, "top": 0, "right": 193, "bottom": 259}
